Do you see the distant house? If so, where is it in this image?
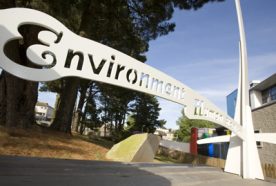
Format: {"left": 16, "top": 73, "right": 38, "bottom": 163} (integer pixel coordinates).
{"left": 154, "top": 128, "right": 175, "bottom": 141}
{"left": 99, "top": 124, "right": 112, "bottom": 137}
{"left": 35, "top": 102, "right": 54, "bottom": 121}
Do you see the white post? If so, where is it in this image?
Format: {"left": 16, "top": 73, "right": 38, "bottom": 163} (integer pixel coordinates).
{"left": 234, "top": 0, "right": 263, "bottom": 179}
{"left": 199, "top": 1, "right": 276, "bottom": 180}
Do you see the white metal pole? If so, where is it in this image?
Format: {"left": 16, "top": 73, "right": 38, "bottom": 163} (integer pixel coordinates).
{"left": 234, "top": 0, "right": 264, "bottom": 179}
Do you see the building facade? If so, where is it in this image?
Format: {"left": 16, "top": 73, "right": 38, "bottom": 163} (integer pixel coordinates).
{"left": 226, "top": 73, "right": 276, "bottom": 164}
{"left": 35, "top": 102, "right": 54, "bottom": 121}
{"left": 154, "top": 128, "right": 175, "bottom": 141}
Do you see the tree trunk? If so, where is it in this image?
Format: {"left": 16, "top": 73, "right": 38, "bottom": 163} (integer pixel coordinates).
{"left": 79, "top": 100, "right": 89, "bottom": 134}
{"left": 72, "top": 111, "right": 80, "bottom": 133}
{"left": 4, "top": 31, "right": 39, "bottom": 129}
{"left": 0, "top": 0, "right": 15, "bottom": 127}
{"left": 4, "top": 77, "right": 38, "bottom": 130}
{"left": 0, "top": 1, "right": 13, "bottom": 126}
{"left": 51, "top": 77, "right": 79, "bottom": 133}
{"left": 104, "top": 123, "right": 107, "bottom": 137}
{"left": 51, "top": 0, "right": 92, "bottom": 133}
{"left": 51, "top": 93, "right": 61, "bottom": 123}
{"left": 72, "top": 83, "right": 88, "bottom": 133}
{"left": 0, "top": 0, "right": 43, "bottom": 129}
{"left": 5, "top": 73, "right": 24, "bottom": 128}
{"left": 18, "top": 80, "right": 38, "bottom": 128}
{"left": 0, "top": 72, "right": 6, "bottom": 125}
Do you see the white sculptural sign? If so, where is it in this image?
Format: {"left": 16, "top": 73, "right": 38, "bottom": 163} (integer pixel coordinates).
{"left": 0, "top": 4, "right": 275, "bottom": 180}
{"left": 0, "top": 8, "right": 243, "bottom": 138}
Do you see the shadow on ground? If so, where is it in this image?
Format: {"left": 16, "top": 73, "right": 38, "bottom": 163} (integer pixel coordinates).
{"left": 0, "top": 155, "right": 171, "bottom": 186}
{"left": 0, "top": 155, "right": 275, "bottom": 186}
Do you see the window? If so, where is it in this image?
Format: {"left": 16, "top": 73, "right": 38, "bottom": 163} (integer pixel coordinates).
{"left": 271, "top": 86, "right": 276, "bottom": 100}
{"left": 262, "top": 90, "right": 269, "bottom": 104}
{"left": 254, "top": 129, "right": 263, "bottom": 148}
{"left": 262, "top": 85, "right": 276, "bottom": 104}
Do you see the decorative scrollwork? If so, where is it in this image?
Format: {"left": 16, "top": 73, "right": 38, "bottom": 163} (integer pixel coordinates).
{"left": 41, "top": 51, "right": 56, "bottom": 68}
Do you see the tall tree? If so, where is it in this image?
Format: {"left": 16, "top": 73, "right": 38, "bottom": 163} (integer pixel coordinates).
{"left": 0, "top": 0, "right": 55, "bottom": 128}
{"left": 71, "top": 80, "right": 90, "bottom": 133}
{"left": 127, "top": 93, "right": 163, "bottom": 133}
{"left": 77, "top": 82, "right": 101, "bottom": 134}
{"left": 98, "top": 84, "right": 135, "bottom": 133}
{"left": 79, "top": 90, "right": 101, "bottom": 134}
{"left": 0, "top": 71, "right": 6, "bottom": 125}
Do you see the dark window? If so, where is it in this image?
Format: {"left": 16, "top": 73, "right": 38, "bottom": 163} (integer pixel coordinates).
{"left": 262, "top": 89, "right": 269, "bottom": 104}
{"left": 262, "top": 85, "right": 276, "bottom": 104}
{"left": 271, "top": 86, "right": 276, "bottom": 100}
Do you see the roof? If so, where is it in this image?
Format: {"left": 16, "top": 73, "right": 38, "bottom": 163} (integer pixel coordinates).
{"left": 250, "top": 73, "right": 276, "bottom": 91}
{"left": 36, "top": 102, "right": 48, "bottom": 107}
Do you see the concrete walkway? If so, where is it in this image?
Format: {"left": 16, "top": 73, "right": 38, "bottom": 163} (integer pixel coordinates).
{"left": 0, "top": 156, "right": 275, "bottom": 186}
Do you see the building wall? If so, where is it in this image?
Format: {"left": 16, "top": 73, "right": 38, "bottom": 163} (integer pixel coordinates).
{"left": 35, "top": 105, "right": 47, "bottom": 117}
{"left": 159, "top": 139, "right": 190, "bottom": 153}
{"left": 46, "top": 107, "right": 54, "bottom": 119}
{"left": 250, "top": 90, "right": 262, "bottom": 109}
{"left": 154, "top": 128, "right": 175, "bottom": 141}
{"left": 35, "top": 105, "right": 54, "bottom": 120}
{"left": 252, "top": 102, "right": 276, "bottom": 164}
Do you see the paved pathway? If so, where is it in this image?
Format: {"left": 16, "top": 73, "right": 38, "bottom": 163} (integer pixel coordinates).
{"left": 0, "top": 156, "right": 275, "bottom": 186}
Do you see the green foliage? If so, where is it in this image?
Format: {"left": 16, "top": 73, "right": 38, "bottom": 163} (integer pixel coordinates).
{"left": 158, "top": 119, "right": 167, "bottom": 128}
{"left": 39, "top": 80, "right": 64, "bottom": 93}
{"left": 82, "top": 94, "right": 101, "bottom": 129}
{"left": 127, "top": 93, "right": 164, "bottom": 133}
{"left": 98, "top": 84, "right": 135, "bottom": 131}
{"left": 175, "top": 109, "right": 216, "bottom": 142}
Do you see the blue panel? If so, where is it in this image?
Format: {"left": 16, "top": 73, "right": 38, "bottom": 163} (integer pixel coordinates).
{"left": 208, "top": 144, "right": 214, "bottom": 157}
{"left": 226, "top": 89, "right": 238, "bottom": 118}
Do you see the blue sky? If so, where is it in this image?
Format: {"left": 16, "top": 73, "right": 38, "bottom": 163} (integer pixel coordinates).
{"left": 145, "top": 0, "right": 276, "bottom": 129}
{"left": 38, "top": 0, "right": 276, "bottom": 129}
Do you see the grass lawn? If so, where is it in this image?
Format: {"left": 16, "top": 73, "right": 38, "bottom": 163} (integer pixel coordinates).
{"left": 0, "top": 126, "right": 113, "bottom": 161}
{"left": 0, "top": 125, "right": 177, "bottom": 164}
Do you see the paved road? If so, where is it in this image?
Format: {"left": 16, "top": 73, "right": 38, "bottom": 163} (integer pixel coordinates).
{"left": 0, "top": 156, "right": 275, "bottom": 186}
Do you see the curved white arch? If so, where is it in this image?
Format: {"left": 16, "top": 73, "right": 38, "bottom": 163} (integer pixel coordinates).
{"left": 0, "top": 8, "right": 243, "bottom": 139}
